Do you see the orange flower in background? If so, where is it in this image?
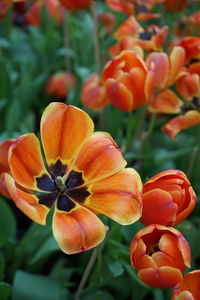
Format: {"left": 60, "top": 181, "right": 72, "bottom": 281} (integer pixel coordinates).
{"left": 164, "top": 0, "right": 188, "bottom": 12}
{"left": 46, "top": 72, "right": 75, "bottom": 99}
{"left": 0, "top": 0, "right": 12, "bottom": 19}
{"left": 58, "top": 0, "right": 92, "bottom": 10}
{"left": 25, "top": 0, "right": 64, "bottom": 27}
{"left": 109, "top": 37, "right": 143, "bottom": 57}
{"left": 176, "top": 37, "right": 200, "bottom": 63}
{"left": 102, "top": 50, "right": 154, "bottom": 112}
{"left": 146, "top": 47, "right": 186, "bottom": 114}
{"left": 98, "top": 13, "right": 116, "bottom": 35}
{"left": 162, "top": 110, "right": 200, "bottom": 139}
{"left": 114, "top": 16, "right": 168, "bottom": 52}
{"left": 81, "top": 73, "right": 110, "bottom": 110}
{"left": 141, "top": 170, "right": 197, "bottom": 226}
{"left": 106, "top": 0, "right": 162, "bottom": 21}
{"left": 172, "top": 270, "right": 200, "bottom": 300}
{"left": 0, "top": 139, "right": 16, "bottom": 199}
{"left": 5, "top": 103, "right": 142, "bottom": 254}
{"left": 130, "top": 225, "right": 191, "bottom": 289}
{"left": 176, "top": 72, "right": 200, "bottom": 100}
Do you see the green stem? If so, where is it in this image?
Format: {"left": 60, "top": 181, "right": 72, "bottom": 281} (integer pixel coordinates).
{"left": 63, "top": 11, "right": 71, "bottom": 72}
{"left": 187, "top": 146, "right": 199, "bottom": 178}
{"left": 91, "top": 1, "right": 101, "bottom": 75}
{"left": 74, "top": 249, "right": 97, "bottom": 300}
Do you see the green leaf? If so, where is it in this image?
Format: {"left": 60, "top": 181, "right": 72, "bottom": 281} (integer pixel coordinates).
{"left": 0, "top": 282, "right": 12, "bottom": 300}
{"left": 12, "top": 271, "right": 66, "bottom": 300}
{"left": 0, "top": 255, "right": 5, "bottom": 281}
{"left": 0, "top": 198, "right": 16, "bottom": 246}
{"left": 107, "top": 259, "right": 124, "bottom": 278}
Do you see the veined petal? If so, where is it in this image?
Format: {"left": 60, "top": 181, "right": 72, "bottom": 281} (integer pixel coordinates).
{"left": 84, "top": 168, "right": 142, "bottom": 225}
{"left": 41, "top": 103, "right": 94, "bottom": 167}
{"left": 9, "top": 134, "right": 49, "bottom": 191}
{"left": 71, "top": 132, "right": 127, "bottom": 184}
{"left": 162, "top": 111, "right": 200, "bottom": 139}
{"left": 5, "top": 173, "right": 49, "bottom": 225}
{"left": 53, "top": 203, "right": 106, "bottom": 254}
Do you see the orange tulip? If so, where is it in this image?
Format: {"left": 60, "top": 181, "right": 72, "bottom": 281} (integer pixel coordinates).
{"left": 58, "top": 0, "right": 92, "bottom": 10}
{"left": 0, "top": 0, "right": 12, "bottom": 19}
{"left": 141, "top": 170, "right": 197, "bottom": 226}
{"left": 5, "top": 103, "right": 142, "bottom": 254}
{"left": 25, "top": 0, "right": 64, "bottom": 27}
{"left": 81, "top": 73, "right": 109, "bottom": 110}
{"left": 172, "top": 270, "right": 200, "bottom": 300}
{"left": 102, "top": 50, "right": 154, "bottom": 111}
{"left": 176, "top": 37, "right": 200, "bottom": 63}
{"left": 176, "top": 73, "right": 200, "bottom": 100}
{"left": 164, "top": 0, "right": 188, "bottom": 12}
{"left": 109, "top": 37, "right": 143, "bottom": 57}
{"left": 114, "top": 16, "right": 168, "bottom": 52}
{"left": 130, "top": 225, "right": 191, "bottom": 289}
{"left": 98, "top": 13, "right": 116, "bottom": 35}
{"left": 162, "top": 110, "right": 200, "bottom": 139}
{"left": 106, "top": 0, "right": 161, "bottom": 21}
{"left": 46, "top": 72, "right": 75, "bottom": 99}
{"left": 0, "top": 139, "right": 16, "bottom": 199}
{"left": 146, "top": 47, "right": 186, "bottom": 114}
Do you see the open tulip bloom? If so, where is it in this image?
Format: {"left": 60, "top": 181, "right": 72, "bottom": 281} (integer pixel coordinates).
{"left": 5, "top": 103, "right": 142, "bottom": 254}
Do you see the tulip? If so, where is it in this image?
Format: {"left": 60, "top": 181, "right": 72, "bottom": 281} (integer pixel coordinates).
{"left": 25, "top": 0, "right": 64, "bottom": 27}
{"left": 172, "top": 270, "right": 200, "bottom": 300}
{"left": 162, "top": 110, "right": 200, "bottom": 139}
{"left": 58, "top": 0, "right": 92, "bottom": 10}
{"left": 164, "top": 0, "right": 188, "bottom": 12}
{"left": 130, "top": 225, "right": 191, "bottom": 289}
{"left": 176, "top": 37, "right": 200, "bottom": 63}
{"left": 141, "top": 170, "right": 197, "bottom": 226}
{"left": 102, "top": 50, "right": 154, "bottom": 112}
{"left": 81, "top": 73, "right": 109, "bottom": 110}
{"left": 46, "top": 72, "right": 75, "bottom": 99}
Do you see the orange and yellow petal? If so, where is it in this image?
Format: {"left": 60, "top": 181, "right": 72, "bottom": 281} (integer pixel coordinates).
{"left": 162, "top": 111, "right": 200, "bottom": 139}
{"left": 138, "top": 266, "right": 183, "bottom": 289}
{"left": 9, "top": 134, "right": 49, "bottom": 191}
{"left": 176, "top": 73, "right": 199, "bottom": 99}
{"left": 41, "top": 103, "right": 94, "bottom": 167}
{"left": 4, "top": 173, "right": 49, "bottom": 225}
{"left": 168, "top": 47, "right": 186, "bottom": 85}
{"left": 149, "top": 90, "right": 182, "bottom": 114}
{"left": 84, "top": 168, "right": 142, "bottom": 225}
{"left": 114, "top": 16, "right": 142, "bottom": 40}
{"left": 52, "top": 203, "right": 106, "bottom": 254}
{"left": 0, "top": 139, "right": 16, "bottom": 174}
{"left": 71, "top": 132, "right": 127, "bottom": 183}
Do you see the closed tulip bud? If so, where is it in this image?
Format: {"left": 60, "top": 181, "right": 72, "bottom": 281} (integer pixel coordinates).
{"left": 130, "top": 225, "right": 191, "bottom": 289}
{"left": 172, "top": 270, "right": 200, "bottom": 300}
{"left": 141, "top": 170, "right": 197, "bottom": 226}
{"left": 46, "top": 72, "right": 75, "bottom": 99}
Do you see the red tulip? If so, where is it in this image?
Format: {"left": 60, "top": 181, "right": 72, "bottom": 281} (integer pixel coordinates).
{"left": 141, "top": 170, "right": 197, "bottom": 226}
{"left": 46, "top": 72, "right": 75, "bottom": 99}
{"left": 130, "top": 225, "right": 191, "bottom": 289}
{"left": 58, "top": 0, "right": 92, "bottom": 11}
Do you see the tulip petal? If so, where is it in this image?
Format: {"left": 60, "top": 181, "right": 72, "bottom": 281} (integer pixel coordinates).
{"left": 146, "top": 52, "right": 169, "bottom": 88}
{"left": 84, "top": 168, "right": 142, "bottom": 225}
{"left": 5, "top": 173, "right": 50, "bottom": 225}
{"left": 168, "top": 46, "right": 185, "bottom": 85}
{"left": 9, "top": 134, "right": 49, "bottom": 191}
{"left": 0, "top": 139, "right": 16, "bottom": 174}
{"left": 53, "top": 203, "right": 106, "bottom": 254}
{"left": 149, "top": 90, "right": 182, "bottom": 114}
{"left": 162, "top": 111, "right": 200, "bottom": 139}
{"left": 105, "top": 78, "right": 133, "bottom": 111}
{"left": 41, "top": 103, "right": 94, "bottom": 168}
{"left": 138, "top": 266, "right": 183, "bottom": 289}
{"left": 71, "top": 132, "right": 126, "bottom": 183}
{"left": 141, "top": 188, "right": 178, "bottom": 226}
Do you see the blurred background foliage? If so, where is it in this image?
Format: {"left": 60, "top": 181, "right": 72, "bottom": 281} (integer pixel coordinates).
{"left": 0, "top": 1, "right": 200, "bottom": 299}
